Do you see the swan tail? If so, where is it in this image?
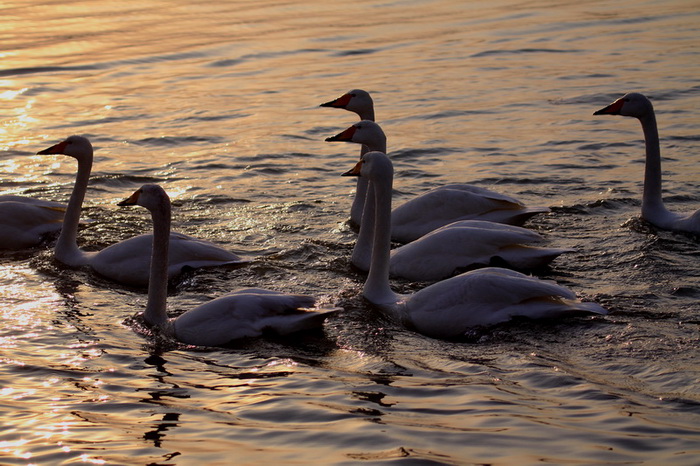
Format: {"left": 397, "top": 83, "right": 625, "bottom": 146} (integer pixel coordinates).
{"left": 265, "top": 307, "right": 342, "bottom": 336}
{"left": 497, "top": 245, "right": 574, "bottom": 269}
{"left": 507, "top": 296, "right": 608, "bottom": 321}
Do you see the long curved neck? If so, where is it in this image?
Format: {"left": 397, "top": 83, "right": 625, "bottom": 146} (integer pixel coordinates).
{"left": 351, "top": 179, "right": 376, "bottom": 269}
{"left": 350, "top": 128, "right": 383, "bottom": 226}
{"left": 55, "top": 155, "right": 92, "bottom": 265}
{"left": 639, "top": 112, "right": 668, "bottom": 216}
{"left": 144, "top": 200, "right": 171, "bottom": 328}
{"left": 367, "top": 135, "right": 387, "bottom": 154}
{"left": 357, "top": 108, "right": 375, "bottom": 122}
{"left": 364, "top": 167, "right": 396, "bottom": 305}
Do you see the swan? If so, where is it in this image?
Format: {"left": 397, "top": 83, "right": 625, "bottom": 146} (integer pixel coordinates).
{"left": 0, "top": 195, "right": 64, "bottom": 249}
{"left": 353, "top": 185, "right": 571, "bottom": 280}
{"left": 119, "top": 184, "right": 339, "bottom": 346}
{"left": 327, "top": 120, "right": 550, "bottom": 243}
{"left": 594, "top": 92, "right": 700, "bottom": 234}
{"left": 343, "top": 151, "right": 606, "bottom": 338}
{"left": 37, "top": 136, "right": 247, "bottom": 286}
{"left": 320, "top": 89, "right": 375, "bottom": 226}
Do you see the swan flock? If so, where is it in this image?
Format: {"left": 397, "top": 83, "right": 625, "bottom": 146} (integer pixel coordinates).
{"left": 16, "top": 89, "right": 696, "bottom": 344}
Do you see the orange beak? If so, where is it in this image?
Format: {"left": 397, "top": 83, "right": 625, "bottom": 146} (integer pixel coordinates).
{"left": 593, "top": 98, "right": 625, "bottom": 115}
{"left": 118, "top": 188, "right": 142, "bottom": 206}
{"left": 342, "top": 159, "right": 363, "bottom": 177}
{"left": 37, "top": 139, "right": 69, "bottom": 155}
{"left": 320, "top": 93, "right": 352, "bottom": 109}
{"left": 326, "top": 125, "right": 357, "bottom": 142}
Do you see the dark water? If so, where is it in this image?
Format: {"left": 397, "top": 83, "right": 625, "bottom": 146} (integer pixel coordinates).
{"left": 0, "top": 0, "right": 699, "bottom": 464}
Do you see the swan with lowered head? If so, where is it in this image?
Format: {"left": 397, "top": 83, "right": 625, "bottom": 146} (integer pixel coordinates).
{"left": 343, "top": 151, "right": 606, "bottom": 338}
{"left": 320, "top": 89, "right": 376, "bottom": 226}
{"left": 119, "top": 184, "right": 339, "bottom": 346}
{"left": 0, "top": 194, "right": 64, "bottom": 249}
{"left": 594, "top": 92, "right": 700, "bottom": 234}
{"left": 37, "top": 136, "right": 247, "bottom": 286}
{"left": 327, "top": 120, "right": 549, "bottom": 243}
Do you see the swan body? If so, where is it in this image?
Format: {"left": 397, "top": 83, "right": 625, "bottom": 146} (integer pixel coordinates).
{"left": 345, "top": 151, "right": 606, "bottom": 339}
{"left": 0, "top": 197, "right": 64, "bottom": 249}
{"left": 594, "top": 92, "right": 700, "bottom": 234}
{"left": 328, "top": 120, "right": 549, "bottom": 242}
{"left": 352, "top": 214, "right": 571, "bottom": 281}
{"left": 320, "top": 89, "right": 375, "bottom": 226}
{"left": 120, "top": 184, "right": 339, "bottom": 346}
{"left": 38, "top": 136, "right": 246, "bottom": 286}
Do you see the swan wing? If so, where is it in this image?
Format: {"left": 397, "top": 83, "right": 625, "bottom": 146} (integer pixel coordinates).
{"left": 403, "top": 267, "right": 605, "bottom": 338}
{"left": 0, "top": 201, "right": 64, "bottom": 249}
{"left": 173, "top": 288, "right": 339, "bottom": 346}
{"left": 91, "top": 232, "right": 247, "bottom": 287}
{"left": 389, "top": 221, "right": 566, "bottom": 281}
{"left": 0, "top": 195, "right": 66, "bottom": 210}
{"left": 391, "top": 187, "right": 548, "bottom": 242}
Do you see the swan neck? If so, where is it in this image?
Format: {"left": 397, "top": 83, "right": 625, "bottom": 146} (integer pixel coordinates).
{"left": 370, "top": 135, "right": 387, "bottom": 154}
{"left": 55, "top": 156, "right": 92, "bottom": 264}
{"left": 351, "top": 179, "right": 375, "bottom": 269}
{"left": 359, "top": 108, "right": 375, "bottom": 122}
{"left": 144, "top": 200, "right": 171, "bottom": 328}
{"left": 639, "top": 113, "right": 666, "bottom": 214}
{"left": 364, "top": 167, "right": 396, "bottom": 305}
{"left": 350, "top": 177, "right": 369, "bottom": 227}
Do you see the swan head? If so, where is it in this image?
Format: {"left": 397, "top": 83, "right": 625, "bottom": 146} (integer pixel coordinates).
{"left": 320, "top": 89, "right": 374, "bottom": 117}
{"left": 118, "top": 184, "right": 171, "bottom": 215}
{"left": 594, "top": 92, "right": 654, "bottom": 119}
{"left": 325, "top": 120, "right": 386, "bottom": 151}
{"left": 342, "top": 151, "right": 393, "bottom": 182}
{"left": 37, "top": 135, "right": 93, "bottom": 162}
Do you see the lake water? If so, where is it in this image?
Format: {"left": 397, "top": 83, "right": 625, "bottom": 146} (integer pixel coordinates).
{"left": 1, "top": 0, "right": 699, "bottom": 464}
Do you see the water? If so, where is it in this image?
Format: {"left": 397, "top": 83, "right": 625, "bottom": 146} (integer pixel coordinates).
{"left": 1, "top": 0, "right": 699, "bottom": 464}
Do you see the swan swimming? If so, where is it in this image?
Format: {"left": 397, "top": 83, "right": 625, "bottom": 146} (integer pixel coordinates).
{"left": 594, "top": 92, "right": 700, "bottom": 234}
{"left": 343, "top": 150, "right": 606, "bottom": 338}
{"left": 119, "top": 184, "right": 339, "bottom": 346}
{"left": 37, "top": 136, "right": 247, "bottom": 286}
{"left": 327, "top": 120, "right": 549, "bottom": 242}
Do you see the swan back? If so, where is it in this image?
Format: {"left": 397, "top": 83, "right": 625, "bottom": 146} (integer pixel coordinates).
{"left": 404, "top": 268, "right": 606, "bottom": 338}
{"left": 173, "top": 289, "right": 337, "bottom": 346}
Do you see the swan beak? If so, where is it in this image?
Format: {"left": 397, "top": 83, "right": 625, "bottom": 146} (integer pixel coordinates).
{"left": 342, "top": 160, "right": 363, "bottom": 177}
{"left": 37, "top": 139, "right": 69, "bottom": 155}
{"left": 118, "top": 188, "right": 142, "bottom": 206}
{"left": 594, "top": 98, "right": 624, "bottom": 115}
{"left": 325, "top": 125, "right": 357, "bottom": 142}
{"left": 320, "top": 93, "right": 352, "bottom": 109}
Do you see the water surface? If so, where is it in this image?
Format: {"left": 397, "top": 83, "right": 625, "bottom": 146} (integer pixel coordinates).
{"left": 1, "top": 0, "right": 699, "bottom": 464}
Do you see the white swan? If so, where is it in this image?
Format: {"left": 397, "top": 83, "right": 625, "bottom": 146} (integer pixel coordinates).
{"left": 37, "top": 136, "right": 247, "bottom": 286}
{"left": 320, "top": 89, "right": 376, "bottom": 226}
{"left": 343, "top": 151, "right": 606, "bottom": 338}
{"left": 119, "top": 184, "right": 339, "bottom": 346}
{"left": 594, "top": 92, "right": 700, "bottom": 234}
{"left": 0, "top": 194, "right": 64, "bottom": 249}
{"left": 353, "top": 186, "right": 571, "bottom": 280}
{"left": 327, "top": 120, "right": 550, "bottom": 242}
